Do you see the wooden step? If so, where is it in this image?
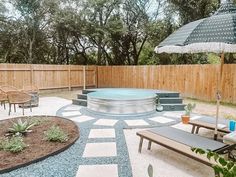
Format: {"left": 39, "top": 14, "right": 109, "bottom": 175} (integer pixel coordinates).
{"left": 72, "top": 99, "right": 87, "bottom": 106}
{"left": 77, "top": 94, "right": 87, "bottom": 100}
{"left": 159, "top": 97, "right": 183, "bottom": 104}
{"left": 162, "top": 104, "right": 186, "bottom": 111}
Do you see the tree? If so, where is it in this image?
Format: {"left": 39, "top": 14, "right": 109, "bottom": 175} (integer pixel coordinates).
{"left": 106, "top": 0, "right": 165, "bottom": 65}
{"left": 0, "top": 0, "right": 235, "bottom": 65}
{"left": 167, "top": 0, "right": 219, "bottom": 25}
{"left": 10, "top": 0, "right": 59, "bottom": 64}
{"left": 79, "top": 0, "right": 121, "bottom": 65}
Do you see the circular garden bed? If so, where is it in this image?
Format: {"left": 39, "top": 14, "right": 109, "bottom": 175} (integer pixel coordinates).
{"left": 0, "top": 116, "right": 79, "bottom": 174}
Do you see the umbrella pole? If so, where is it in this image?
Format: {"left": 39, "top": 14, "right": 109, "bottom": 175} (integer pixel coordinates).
{"left": 214, "top": 52, "right": 224, "bottom": 140}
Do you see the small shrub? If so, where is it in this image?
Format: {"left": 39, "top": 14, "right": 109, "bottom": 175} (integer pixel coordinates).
{"left": 44, "top": 126, "right": 68, "bottom": 143}
{"left": 29, "top": 117, "right": 48, "bottom": 126}
{"left": 1, "top": 137, "right": 27, "bottom": 153}
{"left": 0, "top": 138, "right": 4, "bottom": 150}
{"left": 8, "top": 119, "right": 35, "bottom": 136}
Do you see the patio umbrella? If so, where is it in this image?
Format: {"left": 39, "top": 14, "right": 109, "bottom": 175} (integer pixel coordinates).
{"left": 155, "top": 0, "right": 236, "bottom": 140}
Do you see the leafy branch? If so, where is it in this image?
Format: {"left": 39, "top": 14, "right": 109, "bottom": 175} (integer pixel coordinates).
{"left": 192, "top": 148, "right": 236, "bottom": 177}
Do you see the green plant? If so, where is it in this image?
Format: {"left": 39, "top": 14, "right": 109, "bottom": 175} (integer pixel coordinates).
{"left": 29, "top": 117, "right": 48, "bottom": 126}
{"left": 192, "top": 148, "right": 236, "bottom": 177}
{"left": 44, "top": 126, "right": 68, "bottom": 143}
{"left": 155, "top": 95, "right": 163, "bottom": 112}
{"left": 8, "top": 119, "right": 35, "bottom": 136}
{"left": 155, "top": 95, "right": 160, "bottom": 105}
{"left": 184, "top": 103, "right": 196, "bottom": 116}
{"left": 0, "top": 137, "right": 27, "bottom": 153}
{"left": 0, "top": 138, "right": 4, "bottom": 150}
{"left": 148, "top": 164, "right": 153, "bottom": 177}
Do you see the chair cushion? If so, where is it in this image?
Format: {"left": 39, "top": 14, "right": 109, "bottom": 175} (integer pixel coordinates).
{"left": 149, "top": 127, "right": 226, "bottom": 151}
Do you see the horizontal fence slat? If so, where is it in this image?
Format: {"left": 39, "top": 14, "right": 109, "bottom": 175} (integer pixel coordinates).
{"left": 1, "top": 64, "right": 235, "bottom": 104}
{"left": 97, "top": 64, "right": 236, "bottom": 104}
{"left": 0, "top": 64, "right": 97, "bottom": 91}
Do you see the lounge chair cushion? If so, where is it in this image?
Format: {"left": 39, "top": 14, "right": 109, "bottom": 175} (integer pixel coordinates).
{"left": 195, "top": 117, "right": 228, "bottom": 129}
{"left": 149, "top": 127, "right": 226, "bottom": 151}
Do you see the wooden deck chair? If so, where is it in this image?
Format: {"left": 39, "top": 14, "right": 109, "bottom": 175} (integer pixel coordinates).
{"left": 7, "top": 91, "right": 32, "bottom": 115}
{"left": 188, "top": 117, "right": 230, "bottom": 135}
{"left": 137, "top": 127, "right": 235, "bottom": 167}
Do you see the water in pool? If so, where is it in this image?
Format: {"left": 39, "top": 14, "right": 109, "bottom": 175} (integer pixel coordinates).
{"left": 88, "top": 89, "right": 156, "bottom": 100}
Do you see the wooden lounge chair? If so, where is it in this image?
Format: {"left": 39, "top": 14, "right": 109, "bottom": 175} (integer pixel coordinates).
{"left": 137, "top": 127, "right": 235, "bottom": 167}
{"left": 0, "top": 90, "right": 7, "bottom": 109}
{"left": 7, "top": 91, "right": 32, "bottom": 115}
{"left": 189, "top": 117, "right": 230, "bottom": 135}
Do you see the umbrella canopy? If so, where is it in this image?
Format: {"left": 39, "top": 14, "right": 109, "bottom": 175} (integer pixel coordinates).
{"left": 155, "top": 0, "right": 236, "bottom": 140}
{"left": 155, "top": 0, "right": 236, "bottom": 53}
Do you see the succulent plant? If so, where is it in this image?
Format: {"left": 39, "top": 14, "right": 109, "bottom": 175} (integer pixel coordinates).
{"left": 184, "top": 103, "right": 196, "bottom": 116}
{"left": 8, "top": 119, "right": 35, "bottom": 136}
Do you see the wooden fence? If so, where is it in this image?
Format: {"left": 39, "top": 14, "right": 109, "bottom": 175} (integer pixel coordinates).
{"left": 0, "top": 64, "right": 97, "bottom": 90}
{"left": 0, "top": 64, "right": 235, "bottom": 104}
{"left": 97, "top": 65, "right": 236, "bottom": 104}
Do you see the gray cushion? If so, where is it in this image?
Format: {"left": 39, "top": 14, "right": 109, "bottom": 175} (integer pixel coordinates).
{"left": 149, "top": 127, "right": 227, "bottom": 151}
{"left": 197, "top": 116, "right": 228, "bottom": 125}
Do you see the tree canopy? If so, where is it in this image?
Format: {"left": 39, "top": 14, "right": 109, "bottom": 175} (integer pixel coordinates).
{"left": 0, "top": 0, "right": 235, "bottom": 65}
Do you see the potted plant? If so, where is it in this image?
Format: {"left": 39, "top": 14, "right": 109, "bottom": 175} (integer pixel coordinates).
{"left": 181, "top": 103, "right": 196, "bottom": 124}
{"left": 155, "top": 95, "right": 163, "bottom": 112}
{"left": 224, "top": 114, "right": 236, "bottom": 132}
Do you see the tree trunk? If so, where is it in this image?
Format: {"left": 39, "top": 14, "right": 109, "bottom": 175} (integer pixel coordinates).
{"left": 97, "top": 38, "right": 102, "bottom": 65}
{"left": 66, "top": 47, "right": 69, "bottom": 65}
{"left": 132, "top": 41, "right": 139, "bottom": 65}
{"left": 29, "top": 40, "right": 33, "bottom": 64}
{"left": 97, "top": 9, "right": 103, "bottom": 65}
{"left": 28, "top": 29, "right": 35, "bottom": 64}
{"left": 4, "top": 50, "right": 9, "bottom": 63}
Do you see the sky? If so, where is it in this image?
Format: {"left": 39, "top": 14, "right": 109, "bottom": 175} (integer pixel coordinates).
{"left": 4, "top": 0, "right": 165, "bottom": 19}
{"left": 4, "top": 1, "right": 20, "bottom": 18}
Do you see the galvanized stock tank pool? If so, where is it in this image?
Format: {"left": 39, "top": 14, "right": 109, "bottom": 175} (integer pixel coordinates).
{"left": 87, "top": 89, "right": 156, "bottom": 115}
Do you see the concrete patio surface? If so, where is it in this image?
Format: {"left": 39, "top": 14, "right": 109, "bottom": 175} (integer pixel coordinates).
{"left": 124, "top": 126, "right": 215, "bottom": 177}
{"left": 0, "top": 97, "right": 71, "bottom": 120}
{"left": 0, "top": 95, "right": 233, "bottom": 177}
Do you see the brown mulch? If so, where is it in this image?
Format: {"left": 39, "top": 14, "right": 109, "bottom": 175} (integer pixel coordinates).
{"left": 0, "top": 116, "right": 79, "bottom": 172}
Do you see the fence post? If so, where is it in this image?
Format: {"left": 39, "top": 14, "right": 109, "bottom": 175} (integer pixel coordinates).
{"left": 83, "top": 65, "right": 86, "bottom": 90}
{"left": 30, "top": 64, "right": 34, "bottom": 86}
{"left": 96, "top": 66, "right": 98, "bottom": 88}
{"left": 68, "top": 65, "right": 71, "bottom": 91}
